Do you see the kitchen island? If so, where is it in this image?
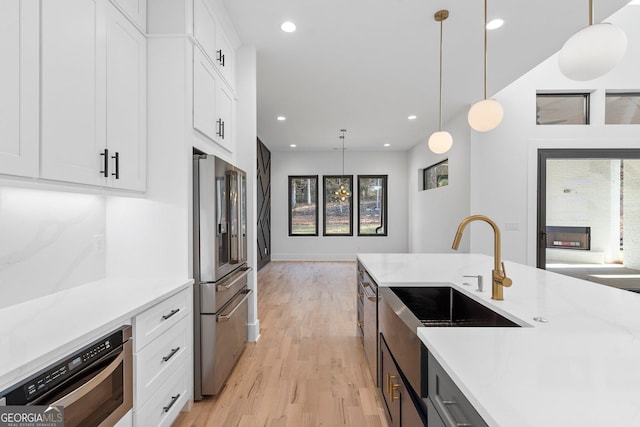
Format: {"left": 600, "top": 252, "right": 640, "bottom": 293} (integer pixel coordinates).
{"left": 358, "top": 253, "right": 640, "bottom": 427}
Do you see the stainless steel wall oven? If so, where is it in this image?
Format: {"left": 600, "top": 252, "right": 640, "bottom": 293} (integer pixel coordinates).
{"left": 0, "top": 326, "right": 132, "bottom": 427}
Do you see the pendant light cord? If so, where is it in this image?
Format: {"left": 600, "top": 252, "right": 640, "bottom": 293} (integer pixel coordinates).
{"left": 589, "top": 0, "right": 593, "bottom": 26}
{"left": 483, "top": 0, "right": 487, "bottom": 100}
{"left": 438, "top": 18, "right": 443, "bottom": 131}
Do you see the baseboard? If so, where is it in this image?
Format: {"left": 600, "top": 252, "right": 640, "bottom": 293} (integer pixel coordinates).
{"left": 271, "top": 253, "right": 357, "bottom": 262}
{"left": 248, "top": 320, "right": 260, "bottom": 342}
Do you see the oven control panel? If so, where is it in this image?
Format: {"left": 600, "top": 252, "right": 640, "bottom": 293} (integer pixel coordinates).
{"left": 0, "top": 327, "right": 127, "bottom": 405}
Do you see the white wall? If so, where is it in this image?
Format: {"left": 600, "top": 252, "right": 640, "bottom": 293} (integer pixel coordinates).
{"left": 0, "top": 185, "right": 106, "bottom": 309}
{"left": 408, "top": 111, "right": 471, "bottom": 253}
{"left": 467, "top": 5, "right": 640, "bottom": 266}
{"left": 270, "top": 150, "right": 408, "bottom": 260}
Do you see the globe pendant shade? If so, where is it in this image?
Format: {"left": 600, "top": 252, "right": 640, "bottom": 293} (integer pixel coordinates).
{"left": 428, "top": 131, "right": 453, "bottom": 154}
{"left": 468, "top": 99, "right": 504, "bottom": 132}
{"left": 558, "top": 23, "right": 627, "bottom": 81}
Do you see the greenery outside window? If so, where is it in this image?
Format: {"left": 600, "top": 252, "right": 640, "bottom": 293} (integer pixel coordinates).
{"left": 323, "top": 175, "right": 353, "bottom": 236}
{"left": 358, "top": 175, "right": 387, "bottom": 236}
{"left": 536, "top": 93, "right": 590, "bottom": 125}
{"left": 288, "top": 175, "right": 318, "bottom": 236}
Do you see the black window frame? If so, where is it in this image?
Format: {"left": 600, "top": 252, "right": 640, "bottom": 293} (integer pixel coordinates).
{"left": 322, "top": 175, "right": 353, "bottom": 236}
{"left": 357, "top": 175, "right": 388, "bottom": 237}
{"left": 535, "top": 92, "right": 590, "bottom": 125}
{"left": 288, "top": 175, "right": 319, "bottom": 236}
{"left": 422, "top": 159, "right": 449, "bottom": 191}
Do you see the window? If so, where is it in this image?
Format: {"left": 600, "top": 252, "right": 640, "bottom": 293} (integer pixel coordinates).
{"left": 606, "top": 92, "right": 640, "bottom": 124}
{"left": 288, "top": 175, "right": 318, "bottom": 236}
{"left": 358, "top": 175, "right": 387, "bottom": 236}
{"left": 323, "top": 175, "right": 353, "bottom": 236}
{"left": 422, "top": 159, "right": 448, "bottom": 190}
{"left": 536, "top": 93, "right": 590, "bottom": 125}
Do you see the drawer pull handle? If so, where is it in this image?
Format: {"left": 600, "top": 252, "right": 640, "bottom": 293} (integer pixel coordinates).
{"left": 162, "top": 347, "right": 180, "bottom": 362}
{"left": 391, "top": 383, "right": 401, "bottom": 402}
{"left": 161, "top": 308, "right": 180, "bottom": 320}
{"left": 362, "top": 281, "right": 371, "bottom": 288}
{"left": 435, "top": 394, "right": 473, "bottom": 427}
{"left": 386, "top": 373, "right": 397, "bottom": 397}
{"left": 163, "top": 394, "right": 181, "bottom": 413}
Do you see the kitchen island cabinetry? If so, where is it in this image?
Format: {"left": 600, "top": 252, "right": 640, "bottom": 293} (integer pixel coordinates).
{"left": 356, "top": 261, "right": 379, "bottom": 385}
{"left": 40, "top": 0, "right": 146, "bottom": 191}
{"left": 0, "top": 0, "right": 39, "bottom": 178}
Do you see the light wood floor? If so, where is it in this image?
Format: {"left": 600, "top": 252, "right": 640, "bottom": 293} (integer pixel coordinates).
{"left": 173, "top": 261, "right": 389, "bottom": 427}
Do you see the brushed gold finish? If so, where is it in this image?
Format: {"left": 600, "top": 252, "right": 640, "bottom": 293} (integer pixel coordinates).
{"left": 434, "top": 9, "right": 449, "bottom": 21}
{"left": 386, "top": 373, "right": 397, "bottom": 397}
{"left": 451, "top": 215, "right": 512, "bottom": 300}
{"left": 173, "top": 261, "right": 389, "bottom": 426}
{"left": 390, "top": 383, "right": 401, "bottom": 403}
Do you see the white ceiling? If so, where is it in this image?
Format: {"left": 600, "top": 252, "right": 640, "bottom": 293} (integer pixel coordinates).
{"left": 221, "top": 0, "right": 631, "bottom": 151}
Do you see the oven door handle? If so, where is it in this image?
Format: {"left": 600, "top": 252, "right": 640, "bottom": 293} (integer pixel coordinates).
{"left": 51, "top": 347, "right": 126, "bottom": 408}
{"left": 218, "top": 289, "right": 252, "bottom": 322}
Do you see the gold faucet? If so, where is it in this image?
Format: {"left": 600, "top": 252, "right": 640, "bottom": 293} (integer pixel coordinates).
{"left": 451, "top": 215, "right": 512, "bottom": 301}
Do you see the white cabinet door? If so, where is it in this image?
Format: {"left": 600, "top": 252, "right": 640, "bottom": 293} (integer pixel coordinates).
{"left": 110, "top": 0, "right": 146, "bottom": 32}
{"left": 215, "top": 25, "right": 235, "bottom": 89}
{"left": 41, "top": 0, "right": 105, "bottom": 186}
{"left": 106, "top": 2, "right": 147, "bottom": 191}
{"left": 216, "top": 84, "right": 234, "bottom": 149}
{"left": 193, "top": 0, "right": 216, "bottom": 64}
{"left": 0, "top": 0, "right": 39, "bottom": 177}
{"left": 193, "top": 47, "right": 218, "bottom": 141}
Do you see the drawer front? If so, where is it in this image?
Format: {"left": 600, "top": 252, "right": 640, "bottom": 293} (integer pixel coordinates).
{"left": 135, "top": 361, "right": 189, "bottom": 427}
{"left": 134, "top": 288, "right": 191, "bottom": 352}
{"left": 427, "top": 352, "right": 488, "bottom": 427}
{"left": 135, "top": 317, "right": 189, "bottom": 408}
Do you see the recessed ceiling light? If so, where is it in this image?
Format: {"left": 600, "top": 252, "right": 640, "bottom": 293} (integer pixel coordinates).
{"left": 384, "top": 143, "right": 391, "bottom": 147}
{"left": 486, "top": 19, "right": 504, "bottom": 30}
{"left": 281, "top": 21, "right": 296, "bottom": 33}
{"left": 277, "top": 116, "right": 286, "bottom": 121}
{"left": 408, "top": 115, "right": 417, "bottom": 120}
{"left": 290, "top": 144, "right": 297, "bottom": 148}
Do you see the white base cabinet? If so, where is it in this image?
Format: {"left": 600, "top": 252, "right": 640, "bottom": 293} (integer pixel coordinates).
{"left": 133, "top": 287, "right": 193, "bottom": 427}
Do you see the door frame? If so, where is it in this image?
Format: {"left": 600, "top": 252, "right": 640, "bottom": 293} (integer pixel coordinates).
{"left": 537, "top": 148, "right": 640, "bottom": 269}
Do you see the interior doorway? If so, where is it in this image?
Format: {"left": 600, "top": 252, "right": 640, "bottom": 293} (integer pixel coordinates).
{"left": 537, "top": 149, "right": 640, "bottom": 291}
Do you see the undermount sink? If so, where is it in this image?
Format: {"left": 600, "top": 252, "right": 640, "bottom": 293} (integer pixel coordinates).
{"left": 391, "top": 286, "right": 520, "bottom": 327}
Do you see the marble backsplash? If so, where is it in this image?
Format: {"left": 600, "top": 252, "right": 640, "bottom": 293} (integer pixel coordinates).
{"left": 0, "top": 187, "right": 106, "bottom": 309}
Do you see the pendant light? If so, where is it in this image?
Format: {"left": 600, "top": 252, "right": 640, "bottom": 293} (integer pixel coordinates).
{"left": 428, "top": 10, "right": 453, "bottom": 155}
{"left": 558, "top": 0, "right": 627, "bottom": 81}
{"left": 335, "top": 129, "right": 351, "bottom": 202}
{"left": 468, "top": 0, "right": 503, "bottom": 132}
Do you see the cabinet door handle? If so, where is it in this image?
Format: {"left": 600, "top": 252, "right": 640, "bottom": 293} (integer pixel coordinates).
{"left": 391, "top": 383, "right": 401, "bottom": 402}
{"left": 162, "top": 347, "right": 180, "bottom": 362}
{"left": 161, "top": 308, "right": 180, "bottom": 320}
{"left": 216, "top": 118, "right": 223, "bottom": 137}
{"left": 111, "top": 152, "right": 120, "bottom": 179}
{"left": 435, "top": 394, "right": 473, "bottom": 427}
{"left": 100, "top": 149, "right": 109, "bottom": 177}
{"left": 162, "top": 394, "right": 181, "bottom": 413}
{"left": 386, "top": 373, "right": 397, "bottom": 397}
{"left": 221, "top": 120, "right": 225, "bottom": 139}
{"left": 217, "top": 49, "right": 225, "bottom": 67}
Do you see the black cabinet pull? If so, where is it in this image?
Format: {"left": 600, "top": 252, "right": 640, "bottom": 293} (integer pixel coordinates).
{"left": 111, "top": 152, "right": 120, "bottom": 179}
{"left": 162, "top": 347, "right": 180, "bottom": 362}
{"left": 161, "top": 308, "right": 180, "bottom": 320}
{"left": 162, "top": 394, "right": 180, "bottom": 413}
{"left": 216, "top": 118, "right": 223, "bottom": 137}
{"left": 216, "top": 49, "right": 225, "bottom": 67}
{"left": 221, "top": 120, "right": 225, "bottom": 139}
{"left": 100, "top": 149, "right": 109, "bottom": 177}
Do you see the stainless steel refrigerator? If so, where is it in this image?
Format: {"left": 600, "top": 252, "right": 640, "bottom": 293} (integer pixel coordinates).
{"left": 193, "top": 154, "right": 251, "bottom": 400}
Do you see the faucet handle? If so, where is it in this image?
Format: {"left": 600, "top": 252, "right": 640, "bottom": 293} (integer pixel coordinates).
{"left": 500, "top": 262, "right": 512, "bottom": 287}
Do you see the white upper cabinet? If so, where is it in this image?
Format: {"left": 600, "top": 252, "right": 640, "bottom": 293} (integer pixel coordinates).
{"left": 41, "top": 0, "right": 146, "bottom": 191}
{"left": 41, "top": 0, "right": 105, "bottom": 187}
{"left": 193, "top": 0, "right": 217, "bottom": 66}
{"left": 193, "top": 47, "right": 218, "bottom": 142}
{"left": 106, "top": 2, "right": 147, "bottom": 191}
{"left": 110, "top": 0, "right": 146, "bottom": 32}
{"left": 0, "top": 0, "right": 39, "bottom": 178}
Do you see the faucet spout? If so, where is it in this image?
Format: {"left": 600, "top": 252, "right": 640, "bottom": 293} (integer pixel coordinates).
{"left": 451, "top": 215, "right": 512, "bottom": 300}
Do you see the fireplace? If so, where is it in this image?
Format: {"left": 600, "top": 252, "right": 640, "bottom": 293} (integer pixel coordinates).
{"left": 546, "top": 226, "right": 591, "bottom": 250}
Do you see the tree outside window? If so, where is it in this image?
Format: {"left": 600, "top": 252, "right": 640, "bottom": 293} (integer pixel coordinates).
{"left": 288, "top": 176, "right": 318, "bottom": 236}
{"left": 323, "top": 175, "right": 353, "bottom": 236}
{"left": 358, "top": 175, "right": 387, "bottom": 236}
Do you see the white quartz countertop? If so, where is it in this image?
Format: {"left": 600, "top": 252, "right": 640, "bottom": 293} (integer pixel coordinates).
{"left": 357, "top": 253, "right": 640, "bottom": 427}
{"left": 0, "top": 277, "right": 193, "bottom": 391}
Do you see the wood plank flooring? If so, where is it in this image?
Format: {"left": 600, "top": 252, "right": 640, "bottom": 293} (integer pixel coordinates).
{"left": 173, "top": 261, "right": 389, "bottom": 427}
